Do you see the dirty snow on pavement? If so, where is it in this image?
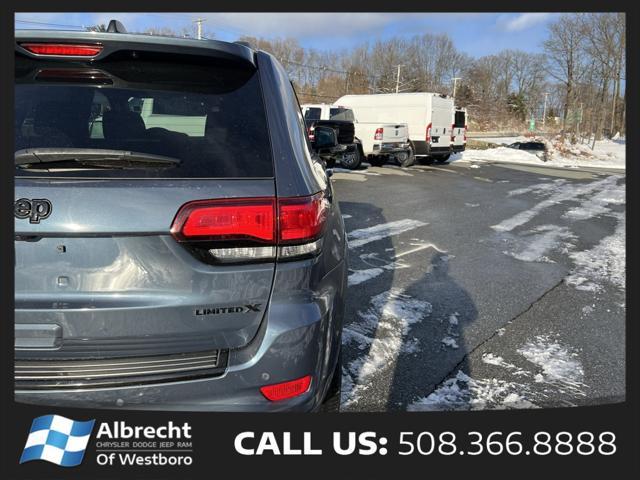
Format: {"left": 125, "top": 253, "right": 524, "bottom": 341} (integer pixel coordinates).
{"left": 408, "top": 335, "right": 585, "bottom": 411}
{"left": 493, "top": 174, "right": 625, "bottom": 293}
{"left": 492, "top": 175, "right": 621, "bottom": 233}
{"left": 342, "top": 289, "right": 432, "bottom": 408}
{"left": 347, "top": 219, "right": 427, "bottom": 249}
{"left": 566, "top": 212, "right": 626, "bottom": 292}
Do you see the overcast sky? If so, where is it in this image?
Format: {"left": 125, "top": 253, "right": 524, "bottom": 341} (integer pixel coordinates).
{"left": 15, "top": 12, "right": 560, "bottom": 57}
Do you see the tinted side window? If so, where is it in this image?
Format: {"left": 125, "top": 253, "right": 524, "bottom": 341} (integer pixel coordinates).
{"left": 329, "top": 108, "right": 355, "bottom": 121}
{"left": 304, "top": 108, "right": 321, "bottom": 121}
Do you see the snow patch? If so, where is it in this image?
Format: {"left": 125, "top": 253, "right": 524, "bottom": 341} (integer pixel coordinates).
{"left": 566, "top": 212, "right": 625, "bottom": 292}
{"left": 504, "top": 225, "right": 575, "bottom": 262}
{"left": 492, "top": 176, "right": 621, "bottom": 233}
{"left": 517, "top": 335, "right": 586, "bottom": 395}
{"left": 441, "top": 336, "right": 459, "bottom": 349}
{"left": 342, "top": 290, "right": 432, "bottom": 407}
{"left": 347, "top": 219, "right": 428, "bottom": 249}
{"left": 407, "top": 371, "right": 536, "bottom": 411}
{"left": 348, "top": 268, "right": 384, "bottom": 286}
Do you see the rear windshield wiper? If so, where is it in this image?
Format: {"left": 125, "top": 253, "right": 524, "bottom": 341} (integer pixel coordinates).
{"left": 15, "top": 148, "right": 182, "bottom": 171}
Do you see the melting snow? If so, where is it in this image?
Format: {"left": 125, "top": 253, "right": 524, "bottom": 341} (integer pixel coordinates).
{"left": 348, "top": 268, "right": 384, "bottom": 286}
{"left": 492, "top": 176, "right": 620, "bottom": 232}
{"left": 347, "top": 219, "right": 428, "bottom": 249}
{"left": 342, "top": 289, "right": 432, "bottom": 406}
{"left": 407, "top": 371, "right": 536, "bottom": 411}
{"left": 504, "top": 225, "right": 575, "bottom": 262}
{"left": 566, "top": 212, "right": 625, "bottom": 292}
{"left": 517, "top": 335, "right": 586, "bottom": 395}
{"left": 441, "top": 336, "right": 459, "bottom": 349}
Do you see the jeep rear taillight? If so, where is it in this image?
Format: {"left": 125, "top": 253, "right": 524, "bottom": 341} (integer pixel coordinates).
{"left": 374, "top": 128, "right": 383, "bottom": 141}
{"left": 171, "top": 194, "right": 327, "bottom": 262}
{"left": 20, "top": 43, "right": 103, "bottom": 57}
{"left": 171, "top": 198, "right": 276, "bottom": 243}
{"left": 278, "top": 193, "right": 328, "bottom": 244}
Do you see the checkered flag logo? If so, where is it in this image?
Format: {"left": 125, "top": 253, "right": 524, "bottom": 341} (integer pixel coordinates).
{"left": 20, "top": 415, "right": 95, "bottom": 467}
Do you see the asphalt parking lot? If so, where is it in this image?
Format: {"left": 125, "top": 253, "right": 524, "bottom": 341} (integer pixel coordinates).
{"left": 333, "top": 158, "right": 626, "bottom": 411}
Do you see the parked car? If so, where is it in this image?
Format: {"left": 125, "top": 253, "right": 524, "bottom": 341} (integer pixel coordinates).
{"left": 336, "top": 92, "right": 454, "bottom": 163}
{"left": 507, "top": 141, "right": 549, "bottom": 161}
{"left": 301, "top": 104, "right": 362, "bottom": 169}
{"left": 14, "top": 22, "right": 347, "bottom": 412}
{"left": 451, "top": 106, "right": 468, "bottom": 154}
{"left": 303, "top": 102, "right": 413, "bottom": 167}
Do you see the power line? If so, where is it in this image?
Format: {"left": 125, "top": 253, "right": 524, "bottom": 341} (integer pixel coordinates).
{"left": 15, "top": 19, "right": 85, "bottom": 29}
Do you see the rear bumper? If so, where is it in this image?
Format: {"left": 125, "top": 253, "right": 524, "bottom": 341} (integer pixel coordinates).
{"left": 452, "top": 144, "right": 466, "bottom": 153}
{"left": 412, "top": 141, "right": 452, "bottom": 157}
{"left": 15, "top": 257, "right": 347, "bottom": 412}
{"left": 373, "top": 142, "right": 410, "bottom": 154}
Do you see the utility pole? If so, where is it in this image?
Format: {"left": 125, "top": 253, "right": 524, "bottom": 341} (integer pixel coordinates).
{"left": 542, "top": 92, "right": 550, "bottom": 127}
{"left": 194, "top": 18, "right": 206, "bottom": 40}
{"left": 395, "top": 65, "right": 403, "bottom": 94}
{"left": 452, "top": 77, "right": 462, "bottom": 98}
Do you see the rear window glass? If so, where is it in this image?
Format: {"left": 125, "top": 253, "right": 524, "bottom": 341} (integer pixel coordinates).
{"left": 304, "top": 107, "right": 321, "bottom": 121}
{"left": 329, "top": 108, "right": 354, "bottom": 121}
{"left": 15, "top": 55, "right": 273, "bottom": 178}
{"left": 454, "top": 110, "right": 466, "bottom": 128}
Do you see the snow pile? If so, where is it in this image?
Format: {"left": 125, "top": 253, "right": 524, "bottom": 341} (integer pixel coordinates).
{"left": 457, "top": 138, "right": 625, "bottom": 170}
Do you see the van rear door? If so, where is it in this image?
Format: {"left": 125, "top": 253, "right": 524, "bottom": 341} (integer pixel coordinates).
{"left": 452, "top": 108, "right": 467, "bottom": 151}
{"left": 381, "top": 123, "right": 409, "bottom": 143}
{"left": 429, "top": 96, "right": 454, "bottom": 151}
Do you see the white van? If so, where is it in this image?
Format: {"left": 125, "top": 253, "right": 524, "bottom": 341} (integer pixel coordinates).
{"left": 451, "top": 106, "right": 467, "bottom": 153}
{"left": 301, "top": 103, "right": 412, "bottom": 167}
{"left": 336, "top": 93, "right": 455, "bottom": 163}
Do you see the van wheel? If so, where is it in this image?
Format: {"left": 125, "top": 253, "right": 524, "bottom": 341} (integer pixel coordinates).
{"left": 435, "top": 154, "right": 451, "bottom": 163}
{"left": 318, "top": 351, "right": 342, "bottom": 413}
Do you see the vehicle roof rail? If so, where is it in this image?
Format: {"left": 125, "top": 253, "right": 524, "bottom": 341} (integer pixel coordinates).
{"left": 106, "top": 20, "right": 127, "bottom": 34}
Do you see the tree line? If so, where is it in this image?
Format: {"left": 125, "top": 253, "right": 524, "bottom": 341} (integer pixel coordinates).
{"left": 90, "top": 13, "right": 625, "bottom": 139}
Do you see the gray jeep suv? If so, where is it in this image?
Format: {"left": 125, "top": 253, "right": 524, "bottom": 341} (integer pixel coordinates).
{"left": 14, "top": 25, "right": 347, "bottom": 412}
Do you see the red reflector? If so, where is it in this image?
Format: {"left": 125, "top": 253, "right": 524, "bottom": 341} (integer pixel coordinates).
{"left": 278, "top": 192, "right": 327, "bottom": 244}
{"left": 374, "top": 127, "right": 383, "bottom": 141}
{"left": 171, "top": 198, "right": 275, "bottom": 242}
{"left": 260, "top": 375, "right": 312, "bottom": 401}
{"left": 21, "top": 43, "right": 103, "bottom": 57}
